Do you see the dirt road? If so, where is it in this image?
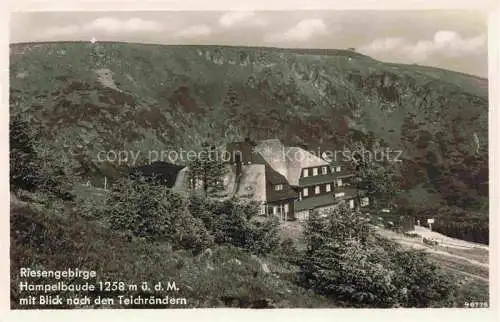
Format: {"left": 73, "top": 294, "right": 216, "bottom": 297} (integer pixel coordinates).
{"left": 375, "top": 226, "right": 489, "bottom": 281}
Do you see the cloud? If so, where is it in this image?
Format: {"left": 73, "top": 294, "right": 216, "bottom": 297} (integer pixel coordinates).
{"left": 84, "top": 17, "right": 163, "bottom": 33}
{"left": 176, "top": 25, "right": 212, "bottom": 38}
{"left": 265, "top": 19, "right": 328, "bottom": 43}
{"left": 39, "top": 24, "right": 81, "bottom": 38}
{"left": 218, "top": 11, "right": 267, "bottom": 28}
{"left": 34, "top": 17, "right": 164, "bottom": 39}
{"left": 359, "top": 31, "right": 486, "bottom": 62}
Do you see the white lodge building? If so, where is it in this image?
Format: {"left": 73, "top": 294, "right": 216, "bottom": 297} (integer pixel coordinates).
{"left": 220, "top": 139, "right": 369, "bottom": 222}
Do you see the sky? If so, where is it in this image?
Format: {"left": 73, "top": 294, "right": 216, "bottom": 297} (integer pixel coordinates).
{"left": 10, "top": 10, "right": 489, "bottom": 77}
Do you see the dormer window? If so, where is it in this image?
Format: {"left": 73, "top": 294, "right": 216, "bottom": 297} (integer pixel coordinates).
{"left": 274, "top": 184, "right": 283, "bottom": 191}
{"left": 303, "top": 169, "right": 309, "bottom": 177}
{"left": 321, "top": 166, "right": 328, "bottom": 175}
{"left": 312, "top": 167, "right": 318, "bottom": 176}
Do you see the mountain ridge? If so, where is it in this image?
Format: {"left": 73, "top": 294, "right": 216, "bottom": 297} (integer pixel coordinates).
{"left": 10, "top": 41, "right": 488, "bottom": 81}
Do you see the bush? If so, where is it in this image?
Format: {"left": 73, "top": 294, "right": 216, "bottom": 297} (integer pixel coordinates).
{"left": 95, "top": 178, "right": 213, "bottom": 253}
{"left": 391, "top": 249, "right": 457, "bottom": 307}
{"left": 210, "top": 200, "right": 252, "bottom": 247}
{"left": 86, "top": 182, "right": 280, "bottom": 255}
{"left": 245, "top": 216, "right": 280, "bottom": 255}
{"left": 299, "top": 204, "right": 458, "bottom": 307}
{"left": 10, "top": 113, "right": 74, "bottom": 200}
{"left": 189, "top": 195, "right": 280, "bottom": 255}
{"left": 10, "top": 114, "right": 44, "bottom": 193}
{"left": 277, "top": 238, "right": 301, "bottom": 264}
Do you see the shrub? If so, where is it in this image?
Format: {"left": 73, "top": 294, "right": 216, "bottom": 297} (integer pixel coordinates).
{"left": 391, "top": 248, "right": 458, "bottom": 307}
{"left": 9, "top": 113, "right": 74, "bottom": 200}
{"left": 277, "top": 238, "right": 301, "bottom": 264}
{"left": 189, "top": 195, "right": 280, "bottom": 255}
{"left": 245, "top": 216, "right": 281, "bottom": 255}
{"left": 299, "top": 204, "right": 458, "bottom": 307}
{"left": 10, "top": 114, "right": 44, "bottom": 193}
{"left": 210, "top": 199, "right": 251, "bottom": 247}
{"left": 96, "top": 178, "right": 213, "bottom": 252}
{"left": 307, "top": 239, "right": 398, "bottom": 307}
{"left": 188, "top": 193, "right": 215, "bottom": 230}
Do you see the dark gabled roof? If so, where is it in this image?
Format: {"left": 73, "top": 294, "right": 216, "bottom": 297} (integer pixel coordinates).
{"left": 295, "top": 194, "right": 338, "bottom": 212}
{"left": 266, "top": 164, "right": 289, "bottom": 184}
{"left": 334, "top": 187, "right": 364, "bottom": 200}
{"left": 299, "top": 174, "right": 337, "bottom": 186}
{"left": 334, "top": 172, "right": 356, "bottom": 179}
{"left": 295, "top": 188, "right": 362, "bottom": 212}
{"left": 129, "top": 161, "right": 185, "bottom": 188}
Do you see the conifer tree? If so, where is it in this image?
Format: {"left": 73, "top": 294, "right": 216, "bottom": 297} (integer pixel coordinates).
{"left": 10, "top": 114, "right": 42, "bottom": 192}
{"left": 187, "top": 141, "right": 227, "bottom": 197}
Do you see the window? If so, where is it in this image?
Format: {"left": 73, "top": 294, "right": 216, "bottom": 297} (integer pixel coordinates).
{"left": 335, "top": 192, "right": 345, "bottom": 198}
{"left": 284, "top": 203, "right": 289, "bottom": 213}
{"left": 274, "top": 184, "right": 283, "bottom": 191}
{"left": 260, "top": 204, "right": 266, "bottom": 215}
{"left": 273, "top": 206, "right": 278, "bottom": 215}
{"left": 303, "top": 187, "right": 309, "bottom": 197}
{"left": 321, "top": 166, "right": 328, "bottom": 175}
{"left": 326, "top": 184, "right": 331, "bottom": 192}
{"left": 336, "top": 166, "right": 341, "bottom": 172}
{"left": 313, "top": 167, "right": 318, "bottom": 176}
{"left": 303, "top": 169, "right": 309, "bottom": 177}
{"left": 349, "top": 199, "right": 355, "bottom": 209}
{"left": 235, "top": 153, "right": 242, "bottom": 163}
{"left": 195, "top": 178, "right": 203, "bottom": 189}
{"left": 361, "top": 197, "right": 369, "bottom": 207}
{"left": 315, "top": 185, "right": 320, "bottom": 194}
{"left": 337, "top": 179, "right": 343, "bottom": 187}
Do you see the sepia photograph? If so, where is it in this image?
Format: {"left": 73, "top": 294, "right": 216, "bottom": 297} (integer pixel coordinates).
{"left": 8, "top": 8, "right": 492, "bottom": 311}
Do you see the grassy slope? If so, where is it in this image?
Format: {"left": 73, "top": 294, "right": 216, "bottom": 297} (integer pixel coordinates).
{"left": 10, "top": 196, "right": 333, "bottom": 309}
{"left": 11, "top": 190, "right": 489, "bottom": 309}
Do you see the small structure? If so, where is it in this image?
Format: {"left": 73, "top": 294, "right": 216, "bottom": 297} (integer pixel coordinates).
{"left": 129, "top": 161, "right": 186, "bottom": 188}
{"left": 427, "top": 218, "right": 435, "bottom": 231}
